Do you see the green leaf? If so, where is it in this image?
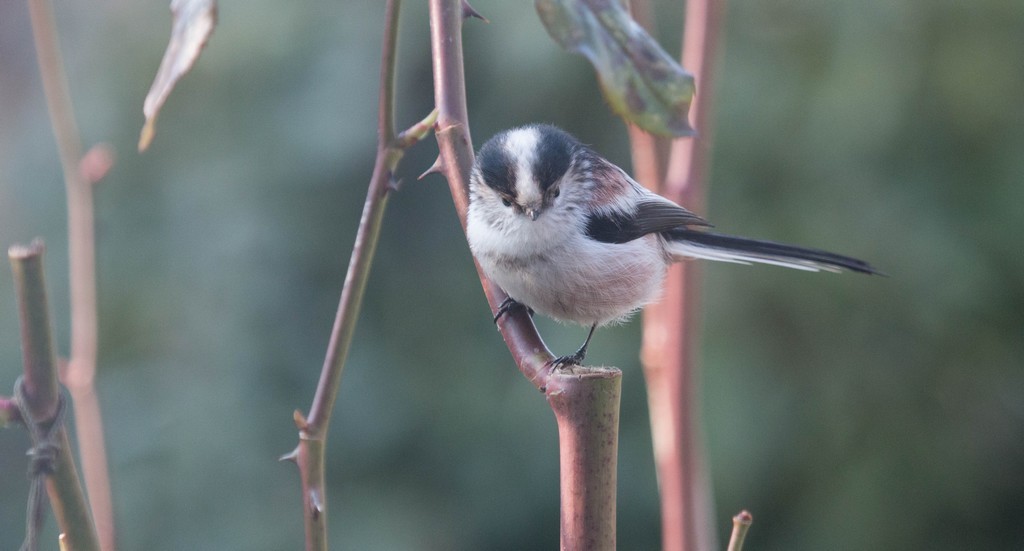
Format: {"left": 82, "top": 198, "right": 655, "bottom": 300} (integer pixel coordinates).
{"left": 536, "top": 0, "right": 695, "bottom": 137}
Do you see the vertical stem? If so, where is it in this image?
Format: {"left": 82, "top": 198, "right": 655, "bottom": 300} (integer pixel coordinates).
{"left": 10, "top": 242, "right": 100, "bottom": 551}
{"left": 428, "top": 2, "right": 621, "bottom": 548}
{"left": 664, "top": 0, "right": 723, "bottom": 206}
{"left": 288, "top": 2, "right": 407, "bottom": 550}
{"left": 28, "top": 0, "right": 94, "bottom": 376}
{"left": 549, "top": 368, "right": 621, "bottom": 551}
{"left": 12, "top": 243, "right": 60, "bottom": 423}
{"left": 428, "top": 0, "right": 554, "bottom": 387}
{"left": 27, "top": 1, "right": 115, "bottom": 548}
{"left": 304, "top": 0, "right": 401, "bottom": 440}
{"left": 632, "top": 1, "right": 726, "bottom": 550}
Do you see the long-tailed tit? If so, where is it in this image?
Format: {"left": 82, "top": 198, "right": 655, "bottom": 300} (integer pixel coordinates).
{"left": 467, "top": 124, "right": 880, "bottom": 366}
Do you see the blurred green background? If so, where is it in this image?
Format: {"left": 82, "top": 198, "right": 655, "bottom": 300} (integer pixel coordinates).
{"left": 2, "top": 0, "right": 1022, "bottom": 549}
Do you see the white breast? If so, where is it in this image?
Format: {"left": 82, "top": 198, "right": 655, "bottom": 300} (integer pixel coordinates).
{"left": 467, "top": 201, "right": 668, "bottom": 326}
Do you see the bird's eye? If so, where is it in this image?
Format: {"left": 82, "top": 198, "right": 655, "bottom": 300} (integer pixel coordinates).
{"left": 551, "top": 188, "right": 560, "bottom": 198}
{"left": 501, "top": 198, "right": 512, "bottom": 207}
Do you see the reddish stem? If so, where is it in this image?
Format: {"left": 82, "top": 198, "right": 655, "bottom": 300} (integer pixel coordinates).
{"left": 287, "top": 2, "right": 409, "bottom": 550}
{"left": 548, "top": 367, "right": 620, "bottom": 551}
{"left": 27, "top": 0, "right": 115, "bottom": 546}
{"left": 630, "top": 1, "right": 726, "bottom": 550}
{"left": 428, "top": 2, "right": 622, "bottom": 548}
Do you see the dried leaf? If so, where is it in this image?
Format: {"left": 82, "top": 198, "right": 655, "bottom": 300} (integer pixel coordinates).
{"left": 535, "top": 0, "right": 695, "bottom": 137}
{"left": 139, "top": 0, "right": 218, "bottom": 152}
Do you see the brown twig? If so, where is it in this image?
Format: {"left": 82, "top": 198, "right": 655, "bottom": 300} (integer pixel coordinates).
{"left": 283, "top": 2, "right": 438, "bottom": 550}
{"left": 26, "top": 1, "right": 115, "bottom": 548}
{"left": 627, "top": 0, "right": 726, "bottom": 550}
{"left": 10, "top": 242, "right": 100, "bottom": 551}
{"left": 428, "top": 1, "right": 621, "bottom": 548}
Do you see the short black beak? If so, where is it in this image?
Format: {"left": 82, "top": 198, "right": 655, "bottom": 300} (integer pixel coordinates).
{"left": 526, "top": 208, "right": 540, "bottom": 221}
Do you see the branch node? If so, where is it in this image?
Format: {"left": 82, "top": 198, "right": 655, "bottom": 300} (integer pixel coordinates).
{"left": 292, "top": 409, "right": 309, "bottom": 431}
{"left": 279, "top": 448, "right": 299, "bottom": 464}
{"left": 309, "top": 490, "right": 324, "bottom": 519}
{"left": 394, "top": 108, "right": 440, "bottom": 150}
{"left": 1, "top": 396, "right": 22, "bottom": 426}
{"left": 78, "top": 143, "right": 116, "bottom": 186}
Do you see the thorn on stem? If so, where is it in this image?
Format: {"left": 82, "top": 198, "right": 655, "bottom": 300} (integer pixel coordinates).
{"left": 462, "top": 0, "right": 489, "bottom": 22}
{"left": 419, "top": 157, "right": 444, "bottom": 180}
{"left": 279, "top": 448, "right": 299, "bottom": 464}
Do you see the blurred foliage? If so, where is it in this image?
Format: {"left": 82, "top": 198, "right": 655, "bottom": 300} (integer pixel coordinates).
{"left": 1, "top": 0, "right": 1022, "bottom": 549}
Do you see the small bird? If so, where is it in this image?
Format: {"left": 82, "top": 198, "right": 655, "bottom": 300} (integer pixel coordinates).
{"left": 466, "top": 124, "right": 880, "bottom": 367}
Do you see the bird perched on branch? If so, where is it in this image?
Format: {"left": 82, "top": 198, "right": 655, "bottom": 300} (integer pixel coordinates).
{"left": 467, "top": 124, "right": 880, "bottom": 367}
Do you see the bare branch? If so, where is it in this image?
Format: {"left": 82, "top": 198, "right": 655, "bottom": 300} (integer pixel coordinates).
{"left": 287, "top": 2, "right": 429, "bottom": 549}
{"left": 27, "top": 0, "right": 116, "bottom": 546}
{"left": 628, "top": 1, "right": 726, "bottom": 550}
{"left": 429, "top": 0, "right": 556, "bottom": 386}
{"left": 428, "top": 2, "right": 621, "bottom": 548}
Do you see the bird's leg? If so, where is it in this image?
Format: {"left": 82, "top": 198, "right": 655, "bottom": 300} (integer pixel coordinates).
{"left": 493, "top": 296, "right": 533, "bottom": 324}
{"left": 550, "top": 323, "right": 597, "bottom": 369}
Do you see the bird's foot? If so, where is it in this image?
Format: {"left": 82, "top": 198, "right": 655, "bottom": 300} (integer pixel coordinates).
{"left": 547, "top": 323, "right": 597, "bottom": 370}
{"left": 548, "top": 350, "right": 586, "bottom": 370}
{"left": 493, "top": 296, "right": 533, "bottom": 324}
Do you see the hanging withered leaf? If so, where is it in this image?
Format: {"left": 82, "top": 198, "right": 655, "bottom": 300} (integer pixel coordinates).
{"left": 535, "top": 0, "right": 695, "bottom": 137}
{"left": 138, "top": 0, "right": 218, "bottom": 152}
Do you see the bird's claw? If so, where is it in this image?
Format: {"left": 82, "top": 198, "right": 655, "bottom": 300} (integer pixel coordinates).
{"left": 548, "top": 352, "right": 585, "bottom": 370}
{"left": 493, "top": 296, "right": 532, "bottom": 324}
{"left": 547, "top": 323, "right": 596, "bottom": 370}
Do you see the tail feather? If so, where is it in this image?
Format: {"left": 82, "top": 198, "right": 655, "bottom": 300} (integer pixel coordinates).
{"left": 664, "top": 228, "right": 882, "bottom": 275}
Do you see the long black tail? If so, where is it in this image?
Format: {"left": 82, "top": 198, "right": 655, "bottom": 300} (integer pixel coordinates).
{"left": 663, "top": 228, "right": 882, "bottom": 275}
